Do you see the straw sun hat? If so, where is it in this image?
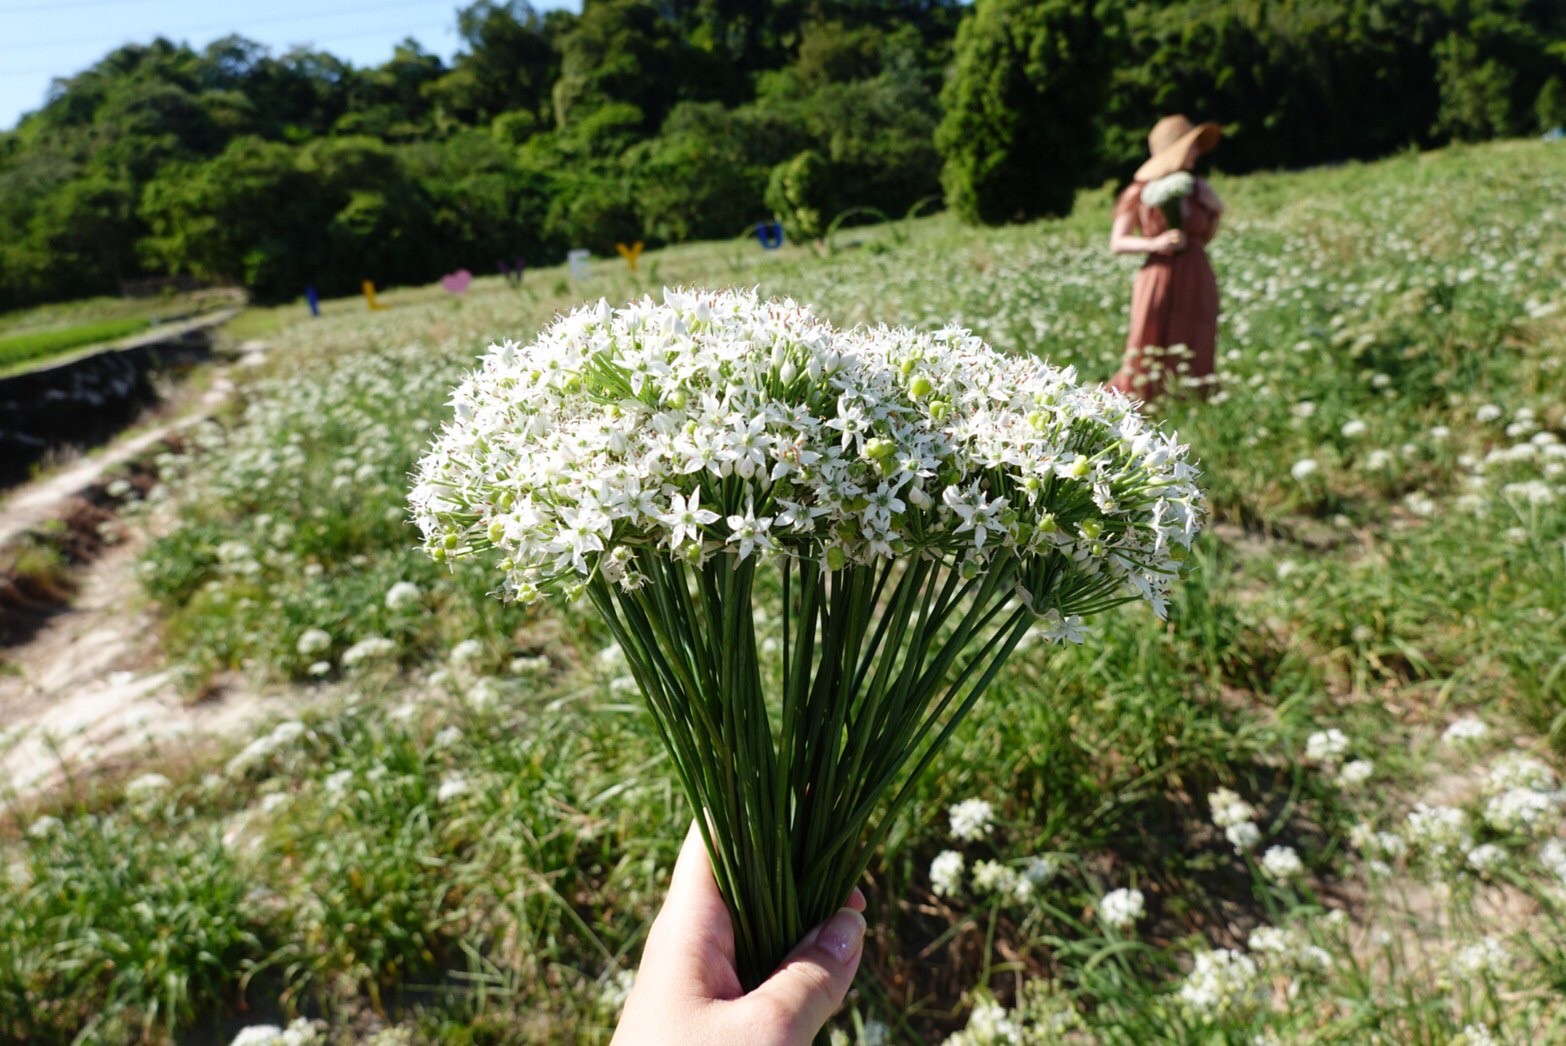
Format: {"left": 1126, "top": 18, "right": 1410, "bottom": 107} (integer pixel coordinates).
{"left": 1134, "top": 114, "right": 1221, "bottom": 182}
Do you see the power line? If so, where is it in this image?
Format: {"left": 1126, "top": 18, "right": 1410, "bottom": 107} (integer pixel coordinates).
{"left": 0, "top": 0, "right": 458, "bottom": 53}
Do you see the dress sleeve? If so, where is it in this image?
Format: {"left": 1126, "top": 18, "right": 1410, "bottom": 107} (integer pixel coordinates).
{"left": 1115, "top": 183, "right": 1143, "bottom": 224}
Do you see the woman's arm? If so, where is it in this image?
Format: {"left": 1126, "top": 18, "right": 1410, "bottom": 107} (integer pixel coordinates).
{"left": 1109, "top": 208, "right": 1185, "bottom": 256}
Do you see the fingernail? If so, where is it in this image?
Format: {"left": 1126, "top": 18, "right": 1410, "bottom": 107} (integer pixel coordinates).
{"left": 816, "top": 907, "right": 866, "bottom": 965}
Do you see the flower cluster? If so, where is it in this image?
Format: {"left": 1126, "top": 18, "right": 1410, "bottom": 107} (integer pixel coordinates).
{"left": 1141, "top": 171, "right": 1195, "bottom": 209}
{"left": 412, "top": 289, "right": 1202, "bottom": 614}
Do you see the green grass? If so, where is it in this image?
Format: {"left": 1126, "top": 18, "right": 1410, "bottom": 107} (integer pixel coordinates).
{"left": 0, "top": 316, "right": 152, "bottom": 373}
{"left": 3, "top": 138, "right": 1565, "bottom": 1044}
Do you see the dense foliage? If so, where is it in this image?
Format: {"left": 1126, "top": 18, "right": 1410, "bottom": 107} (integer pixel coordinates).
{"left": 0, "top": 0, "right": 1561, "bottom": 309}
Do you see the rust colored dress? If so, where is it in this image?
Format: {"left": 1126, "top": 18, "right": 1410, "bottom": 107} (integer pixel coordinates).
{"left": 1107, "top": 179, "right": 1220, "bottom": 400}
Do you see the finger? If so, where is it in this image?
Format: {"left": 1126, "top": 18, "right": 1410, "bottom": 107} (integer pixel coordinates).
{"left": 847, "top": 888, "right": 866, "bottom": 913}
{"left": 643, "top": 822, "right": 740, "bottom": 994}
{"left": 742, "top": 907, "right": 865, "bottom": 1042}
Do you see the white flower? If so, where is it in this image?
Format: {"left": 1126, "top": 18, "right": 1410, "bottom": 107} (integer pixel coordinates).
{"left": 1405, "top": 803, "right": 1471, "bottom": 859}
{"left": 1305, "top": 728, "right": 1349, "bottom": 765}
{"left": 930, "top": 850, "right": 965, "bottom": 897}
{"left": 449, "top": 639, "right": 485, "bottom": 665}
{"left": 1465, "top": 843, "right": 1507, "bottom": 874}
{"left": 1442, "top": 716, "right": 1489, "bottom": 746}
{"left": 1336, "top": 759, "right": 1375, "bottom": 789}
{"left": 1226, "top": 822, "right": 1262, "bottom": 853}
{"left": 1539, "top": 838, "right": 1566, "bottom": 884}
{"left": 432, "top": 725, "right": 464, "bottom": 750}
{"left": 1486, "top": 752, "right": 1557, "bottom": 794}
{"left": 1461, "top": 1026, "right": 1500, "bottom": 1046}
{"left": 1178, "top": 949, "right": 1263, "bottom": 1023}
{"left": 1483, "top": 788, "right": 1557, "bottom": 834}
{"left": 124, "top": 773, "right": 172, "bottom": 801}
{"left": 599, "top": 968, "right": 635, "bottom": 1013}
{"left": 1290, "top": 458, "right": 1319, "bottom": 482}
{"left": 1260, "top": 845, "right": 1304, "bottom": 882}
{"left": 342, "top": 636, "right": 397, "bottom": 667}
{"left": 1340, "top": 419, "right": 1368, "bottom": 439}
{"left": 957, "top": 998, "right": 1021, "bottom": 1045}
{"left": 385, "top": 581, "right": 422, "bottom": 610}
{"left": 1100, "top": 887, "right": 1144, "bottom": 929}
{"left": 411, "top": 288, "right": 1203, "bottom": 610}
{"left": 27, "top": 814, "right": 63, "bottom": 839}
{"left": 229, "top": 1019, "right": 324, "bottom": 1046}
{"left": 1451, "top": 937, "right": 1511, "bottom": 979}
{"left": 323, "top": 769, "right": 354, "bottom": 796}
{"left": 858, "top": 1019, "right": 892, "bottom": 1046}
{"left": 436, "top": 774, "right": 470, "bottom": 802}
{"left": 1142, "top": 171, "right": 1195, "bottom": 208}
{"left": 972, "top": 859, "right": 1020, "bottom": 896}
{"left": 1475, "top": 404, "right": 1503, "bottom": 423}
{"left": 296, "top": 628, "right": 332, "bottom": 656}
{"left": 1023, "top": 854, "right": 1060, "bottom": 885}
{"left": 1208, "top": 787, "right": 1256, "bottom": 828}
{"left": 949, "top": 798, "right": 995, "bottom": 842}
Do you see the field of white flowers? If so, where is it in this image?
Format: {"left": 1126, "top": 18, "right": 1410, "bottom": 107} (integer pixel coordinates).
{"left": 3, "top": 138, "right": 1565, "bottom": 1044}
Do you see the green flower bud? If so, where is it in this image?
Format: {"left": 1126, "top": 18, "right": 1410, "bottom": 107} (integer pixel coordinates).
{"left": 909, "top": 375, "right": 933, "bottom": 399}
{"left": 1079, "top": 519, "right": 1103, "bottom": 540}
{"left": 1070, "top": 456, "right": 1091, "bottom": 479}
{"left": 443, "top": 532, "right": 460, "bottom": 550}
{"left": 488, "top": 521, "right": 505, "bottom": 544}
{"left": 825, "top": 546, "right": 848, "bottom": 571}
{"left": 930, "top": 400, "right": 951, "bottom": 421}
{"left": 864, "top": 437, "right": 896, "bottom": 462}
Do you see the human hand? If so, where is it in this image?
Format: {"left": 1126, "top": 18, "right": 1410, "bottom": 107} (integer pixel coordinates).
{"left": 612, "top": 823, "right": 868, "bottom": 1046}
{"left": 1152, "top": 229, "right": 1186, "bottom": 255}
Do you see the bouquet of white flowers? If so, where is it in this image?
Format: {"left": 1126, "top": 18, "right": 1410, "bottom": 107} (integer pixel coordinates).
{"left": 411, "top": 287, "right": 1202, "bottom": 987}
{"left": 1142, "top": 170, "right": 1195, "bottom": 234}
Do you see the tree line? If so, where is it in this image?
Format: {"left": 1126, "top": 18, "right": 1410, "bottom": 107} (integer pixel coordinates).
{"left": 1, "top": 0, "right": 1561, "bottom": 310}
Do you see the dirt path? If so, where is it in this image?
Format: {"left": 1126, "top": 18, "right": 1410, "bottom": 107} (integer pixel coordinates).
{"left": 0, "top": 339, "right": 316, "bottom": 804}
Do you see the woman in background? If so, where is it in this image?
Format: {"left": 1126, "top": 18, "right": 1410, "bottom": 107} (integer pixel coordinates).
{"left": 1107, "top": 115, "right": 1225, "bottom": 402}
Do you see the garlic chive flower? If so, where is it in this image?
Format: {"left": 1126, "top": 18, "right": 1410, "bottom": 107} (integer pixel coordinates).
{"left": 412, "top": 288, "right": 1202, "bottom": 612}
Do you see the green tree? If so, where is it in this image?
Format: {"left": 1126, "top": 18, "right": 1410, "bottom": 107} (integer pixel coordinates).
{"left": 936, "top": 0, "right": 1122, "bottom": 224}
{"left": 765, "top": 149, "right": 836, "bottom": 243}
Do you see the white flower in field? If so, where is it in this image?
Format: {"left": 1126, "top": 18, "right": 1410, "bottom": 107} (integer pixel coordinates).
{"left": 930, "top": 850, "right": 964, "bottom": 897}
{"left": 1290, "top": 458, "right": 1319, "bottom": 482}
{"left": 1305, "top": 728, "right": 1349, "bottom": 765}
{"left": 296, "top": 628, "right": 332, "bottom": 656}
{"left": 972, "top": 859, "right": 1020, "bottom": 897}
{"left": 449, "top": 639, "right": 485, "bottom": 665}
{"left": 598, "top": 968, "right": 635, "bottom": 1013}
{"left": 1340, "top": 419, "right": 1368, "bottom": 439}
{"left": 858, "top": 1020, "right": 892, "bottom": 1046}
{"left": 1475, "top": 404, "right": 1503, "bottom": 423}
{"left": 1442, "top": 717, "right": 1489, "bottom": 746}
{"left": 1460, "top": 1026, "right": 1500, "bottom": 1046}
{"left": 229, "top": 1018, "right": 324, "bottom": 1046}
{"left": 1483, "top": 788, "right": 1557, "bottom": 834}
{"left": 124, "top": 773, "right": 171, "bottom": 801}
{"left": 1428, "top": 425, "right": 1450, "bottom": 441}
{"left": 1100, "top": 887, "right": 1144, "bottom": 929}
{"left": 1226, "top": 822, "right": 1262, "bottom": 853}
{"left": 323, "top": 769, "right": 354, "bottom": 796}
{"left": 342, "top": 636, "right": 397, "bottom": 667}
{"left": 949, "top": 798, "right": 995, "bottom": 842}
{"left": 1336, "top": 760, "right": 1375, "bottom": 789}
{"left": 1290, "top": 401, "right": 1316, "bottom": 418}
{"left": 432, "top": 725, "right": 463, "bottom": 750}
{"left": 1363, "top": 448, "right": 1395, "bottom": 471}
{"left": 1261, "top": 845, "right": 1305, "bottom": 882}
{"left": 596, "top": 643, "right": 627, "bottom": 670}
{"left": 1248, "top": 926, "right": 1291, "bottom": 955}
{"left": 27, "top": 814, "right": 63, "bottom": 839}
{"left": 1405, "top": 803, "right": 1471, "bottom": 859}
{"left": 1177, "top": 949, "right": 1263, "bottom": 1022}
{"left": 1403, "top": 491, "right": 1436, "bottom": 517}
{"left": 258, "top": 793, "right": 290, "bottom": 815}
{"left": 307, "top": 660, "right": 332, "bottom": 676}
{"left": 1451, "top": 937, "right": 1511, "bottom": 979}
{"left": 1505, "top": 480, "right": 1557, "bottom": 506}
{"left": 1023, "top": 854, "right": 1060, "bottom": 886}
{"left": 1539, "top": 839, "right": 1566, "bottom": 884}
{"left": 436, "top": 773, "right": 470, "bottom": 802}
{"left": 947, "top": 997, "right": 1022, "bottom": 1045}
{"left": 1486, "top": 753, "right": 1557, "bottom": 794}
{"left": 1208, "top": 787, "right": 1256, "bottom": 828}
{"left": 1465, "top": 843, "right": 1507, "bottom": 874}
{"left": 385, "top": 581, "right": 422, "bottom": 610}
{"left": 510, "top": 654, "right": 551, "bottom": 676}
{"left": 1275, "top": 560, "right": 1299, "bottom": 580}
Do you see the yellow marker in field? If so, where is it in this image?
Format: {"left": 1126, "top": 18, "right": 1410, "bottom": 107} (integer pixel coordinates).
{"left": 362, "top": 280, "right": 389, "bottom": 310}
{"left": 615, "top": 241, "right": 645, "bottom": 272}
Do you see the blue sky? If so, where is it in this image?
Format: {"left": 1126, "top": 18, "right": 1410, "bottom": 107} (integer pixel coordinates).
{"left": 0, "top": 0, "right": 579, "bottom": 132}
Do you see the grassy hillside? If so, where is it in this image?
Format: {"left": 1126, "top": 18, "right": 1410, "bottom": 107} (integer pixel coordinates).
{"left": 3, "top": 138, "right": 1565, "bottom": 1044}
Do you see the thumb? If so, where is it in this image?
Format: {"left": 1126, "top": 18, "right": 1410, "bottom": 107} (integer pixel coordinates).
{"left": 743, "top": 908, "right": 865, "bottom": 1043}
